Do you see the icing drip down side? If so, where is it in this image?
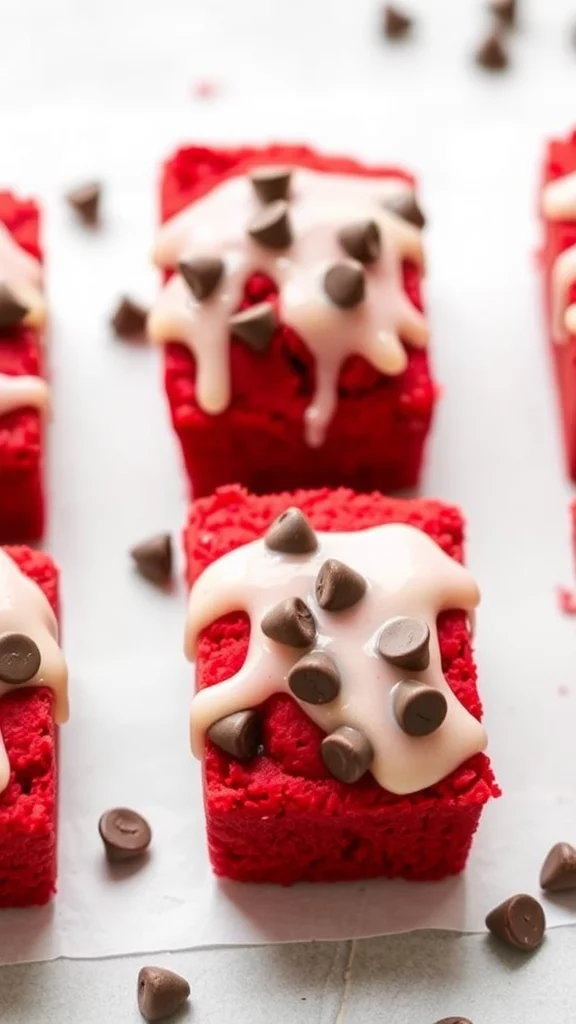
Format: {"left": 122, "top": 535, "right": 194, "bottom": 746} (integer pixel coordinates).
{"left": 0, "top": 374, "right": 49, "bottom": 415}
{"left": 0, "top": 223, "right": 45, "bottom": 330}
{"left": 542, "top": 172, "right": 576, "bottom": 342}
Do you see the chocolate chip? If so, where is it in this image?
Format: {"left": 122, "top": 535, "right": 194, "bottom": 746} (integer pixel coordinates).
{"left": 288, "top": 650, "right": 341, "bottom": 705}
{"left": 337, "top": 220, "right": 381, "bottom": 264}
{"left": 540, "top": 842, "right": 576, "bottom": 892}
{"left": 393, "top": 680, "right": 447, "bottom": 736}
{"left": 378, "top": 616, "right": 430, "bottom": 671}
{"left": 98, "top": 808, "right": 152, "bottom": 862}
{"left": 485, "top": 894, "right": 546, "bottom": 952}
{"left": 0, "top": 284, "right": 28, "bottom": 329}
{"left": 250, "top": 167, "right": 292, "bottom": 203}
{"left": 130, "top": 533, "right": 173, "bottom": 586}
{"left": 229, "top": 301, "right": 278, "bottom": 352}
{"left": 324, "top": 260, "right": 365, "bottom": 309}
{"left": 208, "top": 709, "right": 261, "bottom": 760}
{"left": 110, "top": 296, "right": 148, "bottom": 339}
{"left": 248, "top": 200, "right": 292, "bottom": 249}
{"left": 321, "top": 725, "right": 374, "bottom": 783}
{"left": 65, "top": 181, "right": 101, "bottom": 225}
{"left": 381, "top": 192, "right": 426, "bottom": 229}
{"left": 264, "top": 507, "right": 318, "bottom": 555}
{"left": 178, "top": 255, "right": 224, "bottom": 301}
{"left": 475, "top": 32, "right": 509, "bottom": 71}
{"left": 382, "top": 4, "right": 413, "bottom": 39}
{"left": 433, "top": 1018, "right": 473, "bottom": 1024}
{"left": 315, "top": 559, "right": 366, "bottom": 612}
{"left": 137, "top": 966, "right": 190, "bottom": 1022}
{"left": 261, "top": 597, "right": 316, "bottom": 647}
{"left": 0, "top": 633, "right": 41, "bottom": 684}
{"left": 489, "top": 0, "right": 515, "bottom": 25}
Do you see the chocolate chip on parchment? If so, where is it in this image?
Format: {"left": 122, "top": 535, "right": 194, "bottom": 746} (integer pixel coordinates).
{"left": 381, "top": 192, "right": 426, "bottom": 229}
{"left": 130, "top": 533, "right": 173, "bottom": 586}
{"left": 382, "top": 4, "right": 413, "bottom": 39}
{"left": 540, "top": 842, "right": 576, "bottom": 892}
{"left": 248, "top": 200, "right": 292, "bottom": 249}
{"left": 337, "top": 220, "right": 381, "bottom": 264}
{"left": 178, "top": 255, "right": 224, "bottom": 301}
{"left": 433, "top": 1018, "right": 474, "bottom": 1024}
{"left": 0, "top": 284, "right": 28, "bottom": 329}
{"left": 393, "top": 679, "right": 447, "bottom": 736}
{"left": 207, "top": 709, "right": 261, "bottom": 760}
{"left": 489, "top": 0, "right": 516, "bottom": 26}
{"left": 323, "top": 260, "right": 365, "bottom": 309}
{"left": 378, "top": 616, "right": 430, "bottom": 671}
{"left": 485, "top": 894, "right": 546, "bottom": 952}
{"left": 475, "top": 31, "right": 509, "bottom": 71}
{"left": 137, "top": 966, "right": 190, "bottom": 1022}
{"left": 110, "top": 296, "right": 148, "bottom": 339}
{"left": 229, "top": 301, "right": 278, "bottom": 352}
{"left": 261, "top": 597, "right": 316, "bottom": 647}
{"left": 65, "top": 181, "right": 101, "bottom": 225}
{"left": 315, "top": 559, "right": 366, "bottom": 612}
{"left": 0, "top": 632, "right": 41, "bottom": 684}
{"left": 98, "top": 807, "right": 152, "bottom": 862}
{"left": 250, "top": 167, "right": 292, "bottom": 204}
{"left": 264, "top": 507, "right": 318, "bottom": 555}
{"left": 321, "top": 725, "right": 374, "bottom": 783}
{"left": 288, "top": 650, "right": 341, "bottom": 704}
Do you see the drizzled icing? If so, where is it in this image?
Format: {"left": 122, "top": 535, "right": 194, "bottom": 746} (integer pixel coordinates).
{"left": 0, "top": 374, "right": 48, "bottom": 415}
{"left": 542, "top": 173, "right": 576, "bottom": 342}
{"left": 186, "top": 523, "right": 486, "bottom": 795}
{"left": 0, "top": 550, "right": 68, "bottom": 794}
{"left": 0, "top": 223, "right": 45, "bottom": 329}
{"left": 149, "top": 169, "right": 427, "bottom": 448}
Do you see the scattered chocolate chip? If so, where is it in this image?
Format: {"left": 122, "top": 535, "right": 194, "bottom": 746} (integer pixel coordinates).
{"left": 393, "top": 680, "right": 447, "bottom": 736}
{"left": 337, "top": 220, "right": 381, "bottom": 264}
{"left": 250, "top": 166, "right": 292, "bottom": 203}
{"left": 261, "top": 597, "right": 316, "bottom": 647}
{"left": 315, "top": 559, "right": 366, "bottom": 612}
{"left": 485, "top": 894, "right": 546, "bottom": 952}
{"left": 540, "top": 842, "right": 576, "bottom": 892}
{"left": 130, "top": 533, "right": 173, "bottom": 586}
{"left": 433, "top": 1018, "right": 473, "bottom": 1024}
{"left": 229, "top": 301, "right": 278, "bottom": 352}
{"left": 288, "top": 650, "right": 341, "bottom": 705}
{"left": 378, "top": 616, "right": 430, "bottom": 671}
{"left": 381, "top": 192, "right": 426, "bottom": 229}
{"left": 208, "top": 709, "right": 261, "bottom": 760}
{"left": 264, "top": 507, "right": 318, "bottom": 555}
{"left": 248, "top": 200, "right": 292, "bottom": 249}
{"left": 178, "top": 255, "right": 224, "bottom": 301}
{"left": 98, "top": 808, "right": 152, "bottom": 862}
{"left": 65, "top": 181, "right": 101, "bottom": 225}
{"left": 382, "top": 4, "right": 413, "bottom": 39}
{"left": 324, "top": 260, "right": 365, "bottom": 309}
{"left": 475, "top": 31, "right": 509, "bottom": 71}
{"left": 321, "top": 725, "right": 374, "bottom": 783}
{"left": 0, "top": 284, "right": 28, "bottom": 329}
{"left": 0, "top": 633, "right": 41, "bottom": 684}
{"left": 137, "top": 966, "right": 190, "bottom": 1022}
{"left": 110, "top": 296, "right": 148, "bottom": 339}
{"left": 489, "top": 0, "right": 515, "bottom": 26}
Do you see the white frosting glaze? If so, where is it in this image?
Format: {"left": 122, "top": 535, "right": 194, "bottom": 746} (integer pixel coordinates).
{"left": 149, "top": 169, "right": 427, "bottom": 448}
{"left": 0, "top": 223, "right": 45, "bottom": 329}
{"left": 542, "top": 171, "right": 576, "bottom": 221}
{"left": 542, "top": 173, "right": 576, "bottom": 342}
{"left": 0, "top": 373, "right": 48, "bottom": 416}
{"left": 0, "top": 550, "right": 68, "bottom": 794}
{"left": 185, "top": 523, "right": 486, "bottom": 795}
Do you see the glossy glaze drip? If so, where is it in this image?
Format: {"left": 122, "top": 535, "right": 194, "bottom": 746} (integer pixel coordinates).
{"left": 0, "top": 374, "right": 48, "bottom": 415}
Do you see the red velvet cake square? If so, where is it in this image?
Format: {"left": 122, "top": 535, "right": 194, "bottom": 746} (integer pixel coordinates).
{"left": 149, "top": 144, "right": 436, "bottom": 498}
{"left": 184, "top": 486, "right": 497, "bottom": 885}
{"left": 0, "top": 191, "right": 48, "bottom": 541}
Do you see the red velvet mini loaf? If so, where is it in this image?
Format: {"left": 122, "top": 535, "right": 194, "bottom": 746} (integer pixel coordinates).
{"left": 184, "top": 486, "right": 497, "bottom": 886}
{"left": 150, "top": 144, "right": 436, "bottom": 498}
{"left": 0, "top": 546, "right": 67, "bottom": 907}
{"left": 0, "top": 192, "right": 48, "bottom": 541}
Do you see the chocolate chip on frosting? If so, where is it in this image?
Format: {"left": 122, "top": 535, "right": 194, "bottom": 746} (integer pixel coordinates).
{"left": 137, "top": 966, "right": 190, "bottom": 1023}
{"left": 315, "top": 559, "right": 367, "bottom": 612}
{"left": 250, "top": 167, "right": 292, "bottom": 204}
{"left": 110, "top": 296, "right": 148, "bottom": 339}
{"left": 475, "top": 31, "right": 509, "bottom": 71}
{"left": 485, "top": 894, "right": 546, "bottom": 952}
{"left": 98, "top": 807, "right": 152, "bottom": 862}
{"left": 540, "top": 842, "right": 576, "bottom": 892}
{"left": 264, "top": 507, "right": 318, "bottom": 555}
{"left": 382, "top": 4, "right": 413, "bottom": 39}
{"left": 0, "top": 632, "right": 41, "bottom": 684}
{"left": 208, "top": 709, "right": 261, "bottom": 760}
{"left": 178, "top": 255, "right": 224, "bottom": 301}
{"left": 229, "top": 301, "right": 278, "bottom": 352}
{"left": 65, "top": 181, "right": 101, "bottom": 225}
{"left": 261, "top": 597, "right": 316, "bottom": 648}
{"left": 337, "top": 220, "right": 381, "bottom": 265}
{"left": 0, "top": 284, "right": 28, "bottom": 329}
{"left": 248, "top": 200, "right": 293, "bottom": 249}
{"left": 288, "top": 650, "right": 341, "bottom": 705}
{"left": 381, "top": 193, "right": 426, "bottom": 229}
{"left": 324, "top": 260, "right": 366, "bottom": 309}
{"left": 130, "top": 533, "right": 173, "bottom": 586}
{"left": 378, "top": 616, "right": 430, "bottom": 671}
{"left": 393, "top": 680, "right": 447, "bottom": 736}
{"left": 321, "top": 725, "right": 374, "bottom": 783}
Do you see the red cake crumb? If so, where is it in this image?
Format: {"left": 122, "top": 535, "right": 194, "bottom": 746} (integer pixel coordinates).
{"left": 0, "top": 546, "right": 59, "bottom": 907}
{"left": 184, "top": 486, "right": 498, "bottom": 886}
{"left": 160, "top": 144, "right": 436, "bottom": 498}
{"left": 0, "top": 192, "right": 45, "bottom": 541}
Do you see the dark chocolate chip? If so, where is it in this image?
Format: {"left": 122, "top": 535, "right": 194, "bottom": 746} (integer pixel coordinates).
{"left": 323, "top": 260, "right": 365, "bottom": 309}
{"left": 264, "top": 507, "right": 318, "bottom": 555}
{"left": 248, "top": 200, "right": 292, "bottom": 249}
{"left": 98, "top": 807, "right": 152, "bottom": 862}
{"left": 0, "top": 284, "right": 28, "bottom": 329}
{"left": 489, "top": 0, "right": 515, "bottom": 25}
{"left": 315, "top": 559, "right": 366, "bottom": 612}
{"left": 381, "top": 192, "right": 426, "bottom": 229}
{"left": 261, "top": 597, "right": 316, "bottom": 647}
{"left": 65, "top": 181, "right": 101, "bottom": 225}
{"left": 288, "top": 650, "right": 341, "bottom": 705}
{"left": 208, "top": 709, "right": 261, "bottom": 760}
{"left": 378, "top": 616, "right": 430, "bottom": 671}
{"left": 130, "top": 533, "right": 173, "bottom": 587}
{"left": 382, "top": 4, "right": 413, "bottom": 39}
{"left": 250, "top": 166, "right": 292, "bottom": 204}
{"left": 393, "top": 680, "right": 447, "bottom": 736}
{"left": 0, "top": 633, "right": 41, "bottom": 684}
{"left": 321, "top": 725, "right": 374, "bottom": 783}
{"left": 229, "top": 301, "right": 278, "bottom": 352}
{"left": 137, "top": 966, "right": 190, "bottom": 1022}
{"left": 485, "top": 894, "right": 546, "bottom": 952}
{"left": 337, "top": 220, "right": 381, "bottom": 264}
{"left": 540, "top": 842, "right": 576, "bottom": 892}
{"left": 110, "top": 296, "right": 148, "bottom": 339}
{"left": 433, "top": 1018, "right": 474, "bottom": 1024}
{"left": 475, "top": 31, "right": 509, "bottom": 71}
{"left": 178, "top": 255, "right": 224, "bottom": 301}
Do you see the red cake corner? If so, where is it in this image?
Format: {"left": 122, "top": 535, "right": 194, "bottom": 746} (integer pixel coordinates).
{"left": 153, "top": 144, "right": 437, "bottom": 498}
{"left": 184, "top": 486, "right": 498, "bottom": 886}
